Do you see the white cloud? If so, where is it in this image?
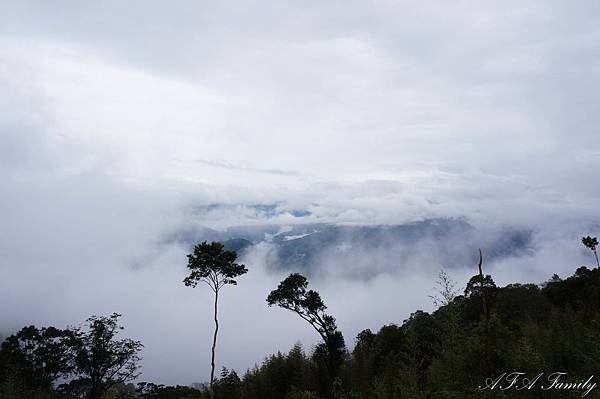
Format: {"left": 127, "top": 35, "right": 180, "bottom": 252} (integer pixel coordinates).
{"left": 2, "top": 0, "right": 600, "bottom": 385}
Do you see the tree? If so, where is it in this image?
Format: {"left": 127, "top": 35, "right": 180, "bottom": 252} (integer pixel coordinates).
{"left": 137, "top": 382, "right": 204, "bottom": 399}
{"left": 429, "top": 269, "right": 458, "bottom": 308}
{"left": 464, "top": 275, "right": 497, "bottom": 300}
{"left": 68, "top": 313, "right": 143, "bottom": 399}
{"left": 267, "top": 273, "right": 345, "bottom": 397}
{"left": 464, "top": 249, "right": 496, "bottom": 320}
{"left": 0, "top": 325, "right": 74, "bottom": 391}
{"left": 582, "top": 236, "right": 599, "bottom": 268}
{"left": 183, "top": 241, "right": 248, "bottom": 399}
{"left": 213, "top": 368, "right": 241, "bottom": 399}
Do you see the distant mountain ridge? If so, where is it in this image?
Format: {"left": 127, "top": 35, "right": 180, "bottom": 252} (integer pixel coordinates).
{"left": 165, "top": 218, "right": 534, "bottom": 278}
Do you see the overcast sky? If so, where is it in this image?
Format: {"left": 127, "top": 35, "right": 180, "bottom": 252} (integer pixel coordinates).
{"left": 2, "top": 0, "right": 600, "bottom": 385}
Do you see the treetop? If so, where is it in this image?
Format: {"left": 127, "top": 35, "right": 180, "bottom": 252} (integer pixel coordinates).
{"left": 183, "top": 241, "right": 248, "bottom": 291}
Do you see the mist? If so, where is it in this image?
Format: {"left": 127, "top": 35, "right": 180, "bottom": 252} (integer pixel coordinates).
{"left": 2, "top": 0, "right": 600, "bottom": 387}
{"left": 1, "top": 172, "right": 596, "bottom": 384}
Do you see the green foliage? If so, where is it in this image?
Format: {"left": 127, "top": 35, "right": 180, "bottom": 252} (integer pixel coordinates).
{"left": 137, "top": 382, "right": 205, "bottom": 398}
{"left": 66, "top": 313, "right": 143, "bottom": 399}
{"left": 213, "top": 368, "right": 241, "bottom": 399}
{"left": 183, "top": 241, "right": 248, "bottom": 290}
{"left": 267, "top": 273, "right": 346, "bottom": 397}
{"left": 240, "top": 344, "right": 317, "bottom": 399}
{"left": 0, "top": 314, "right": 142, "bottom": 399}
{"left": 256, "top": 266, "right": 600, "bottom": 398}
{"left": 5, "top": 255, "right": 600, "bottom": 399}
{"left": 582, "top": 235, "right": 599, "bottom": 267}
{"left": 267, "top": 273, "right": 335, "bottom": 341}
{"left": 582, "top": 236, "right": 598, "bottom": 251}
{"left": 0, "top": 325, "right": 75, "bottom": 390}
{"left": 285, "top": 388, "right": 318, "bottom": 399}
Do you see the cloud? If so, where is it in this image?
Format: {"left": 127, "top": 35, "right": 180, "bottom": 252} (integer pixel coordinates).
{"left": 2, "top": 0, "right": 600, "bottom": 385}
{"left": 193, "top": 158, "right": 302, "bottom": 177}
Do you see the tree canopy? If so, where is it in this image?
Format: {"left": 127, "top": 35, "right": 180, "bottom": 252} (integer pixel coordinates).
{"left": 183, "top": 241, "right": 248, "bottom": 291}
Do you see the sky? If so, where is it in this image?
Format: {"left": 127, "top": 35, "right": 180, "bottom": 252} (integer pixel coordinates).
{"left": 1, "top": 0, "right": 600, "bottom": 385}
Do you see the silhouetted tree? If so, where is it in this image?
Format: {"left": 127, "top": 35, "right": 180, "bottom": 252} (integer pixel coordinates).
{"left": 213, "top": 368, "right": 241, "bottom": 399}
{"left": 68, "top": 313, "right": 143, "bottom": 399}
{"left": 429, "top": 269, "right": 458, "bottom": 307}
{"left": 137, "top": 382, "right": 204, "bottom": 398}
{"left": 582, "top": 236, "right": 599, "bottom": 267}
{"left": 464, "top": 249, "right": 496, "bottom": 321}
{"left": 267, "top": 273, "right": 345, "bottom": 397}
{"left": 464, "top": 275, "right": 497, "bottom": 301}
{"left": 0, "top": 325, "right": 74, "bottom": 392}
{"left": 184, "top": 241, "right": 248, "bottom": 399}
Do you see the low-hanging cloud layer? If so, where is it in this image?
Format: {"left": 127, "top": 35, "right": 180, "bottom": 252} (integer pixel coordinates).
{"left": 2, "top": 0, "right": 600, "bottom": 385}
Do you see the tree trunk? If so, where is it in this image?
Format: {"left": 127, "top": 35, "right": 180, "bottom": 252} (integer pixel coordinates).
{"left": 89, "top": 387, "right": 101, "bottom": 399}
{"left": 89, "top": 376, "right": 101, "bottom": 399}
{"left": 594, "top": 249, "right": 599, "bottom": 268}
{"left": 478, "top": 248, "right": 488, "bottom": 319}
{"left": 210, "top": 289, "right": 219, "bottom": 399}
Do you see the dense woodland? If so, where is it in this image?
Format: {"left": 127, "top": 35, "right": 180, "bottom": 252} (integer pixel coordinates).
{"left": 2, "top": 238, "right": 600, "bottom": 399}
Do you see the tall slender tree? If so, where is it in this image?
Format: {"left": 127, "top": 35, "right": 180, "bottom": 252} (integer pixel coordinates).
{"left": 582, "top": 236, "right": 599, "bottom": 268}
{"left": 183, "top": 241, "right": 247, "bottom": 399}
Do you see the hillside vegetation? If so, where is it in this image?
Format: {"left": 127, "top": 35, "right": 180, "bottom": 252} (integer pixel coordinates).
{"left": 3, "top": 246, "right": 600, "bottom": 398}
